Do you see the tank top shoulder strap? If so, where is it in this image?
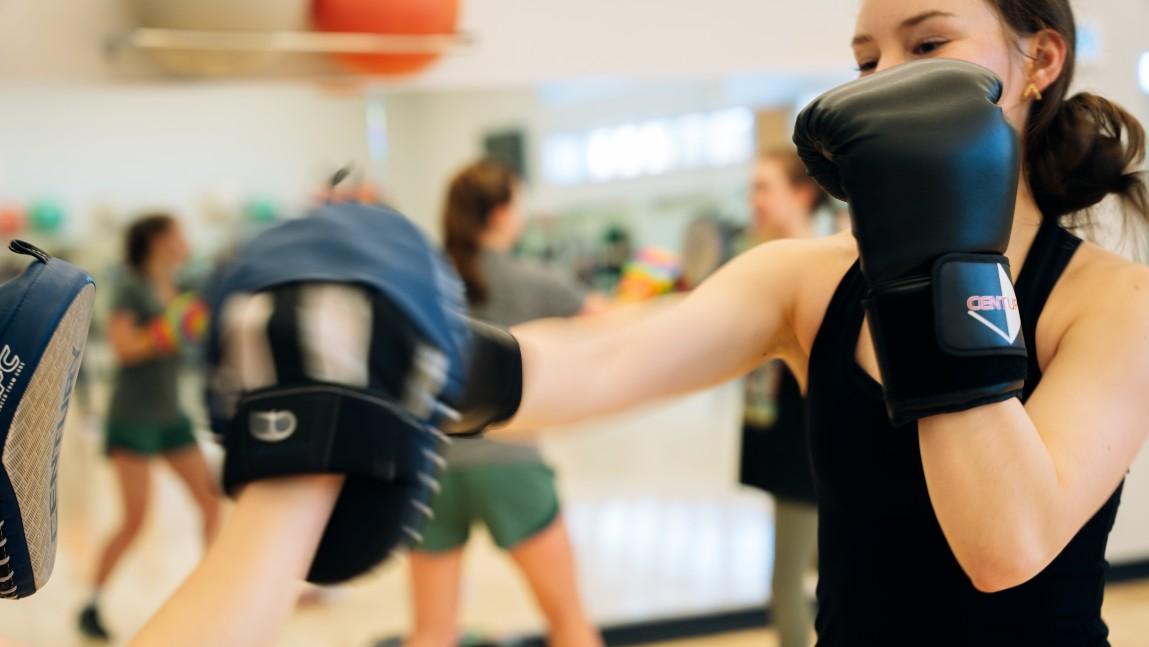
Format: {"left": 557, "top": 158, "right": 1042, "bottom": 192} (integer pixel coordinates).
{"left": 810, "top": 259, "right": 867, "bottom": 363}
{"left": 1014, "top": 219, "right": 1082, "bottom": 397}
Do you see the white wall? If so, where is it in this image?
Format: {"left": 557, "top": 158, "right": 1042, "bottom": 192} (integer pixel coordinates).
{"left": 410, "top": 0, "right": 859, "bottom": 88}
{"left": 1073, "top": 0, "right": 1149, "bottom": 121}
{"left": 374, "top": 73, "right": 846, "bottom": 239}
{"left": 0, "top": 82, "right": 370, "bottom": 262}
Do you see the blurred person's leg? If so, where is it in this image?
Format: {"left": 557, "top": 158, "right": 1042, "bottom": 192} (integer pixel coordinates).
{"left": 478, "top": 462, "right": 600, "bottom": 647}
{"left": 508, "top": 517, "right": 601, "bottom": 647}
{"left": 93, "top": 451, "right": 153, "bottom": 584}
{"left": 80, "top": 450, "right": 152, "bottom": 639}
{"left": 771, "top": 498, "right": 818, "bottom": 647}
{"left": 162, "top": 439, "right": 222, "bottom": 545}
{"left": 406, "top": 549, "right": 466, "bottom": 647}
{"left": 406, "top": 468, "right": 471, "bottom": 647}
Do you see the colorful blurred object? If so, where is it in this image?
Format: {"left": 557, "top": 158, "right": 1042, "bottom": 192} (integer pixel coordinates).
{"left": 616, "top": 246, "right": 680, "bottom": 301}
{"left": 129, "top": 0, "right": 308, "bottom": 76}
{"left": 313, "top": 0, "right": 459, "bottom": 75}
{"left": 0, "top": 205, "right": 25, "bottom": 238}
{"left": 149, "top": 292, "right": 210, "bottom": 355}
{"left": 176, "top": 293, "right": 210, "bottom": 344}
{"left": 27, "top": 200, "right": 65, "bottom": 233}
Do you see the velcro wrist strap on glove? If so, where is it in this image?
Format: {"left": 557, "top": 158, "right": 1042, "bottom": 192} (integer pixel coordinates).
{"left": 440, "top": 320, "right": 523, "bottom": 437}
{"left": 865, "top": 253, "right": 1026, "bottom": 427}
{"left": 222, "top": 384, "right": 443, "bottom": 495}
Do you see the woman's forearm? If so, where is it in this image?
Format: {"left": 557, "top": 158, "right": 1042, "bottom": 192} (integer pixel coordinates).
{"left": 507, "top": 318, "right": 632, "bottom": 430}
{"left": 131, "top": 475, "right": 343, "bottom": 647}
{"left": 918, "top": 401, "right": 1069, "bottom": 591}
{"left": 507, "top": 294, "right": 770, "bottom": 430}
{"left": 496, "top": 240, "right": 807, "bottom": 434}
{"left": 507, "top": 295, "right": 700, "bottom": 430}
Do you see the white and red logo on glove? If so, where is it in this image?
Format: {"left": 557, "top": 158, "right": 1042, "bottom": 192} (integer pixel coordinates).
{"left": 965, "top": 264, "right": 1021, "bottom": 344}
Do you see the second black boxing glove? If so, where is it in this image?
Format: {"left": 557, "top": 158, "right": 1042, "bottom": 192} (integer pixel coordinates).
{"left": 794, "top": 59, "right": 1026, "bottom": 426}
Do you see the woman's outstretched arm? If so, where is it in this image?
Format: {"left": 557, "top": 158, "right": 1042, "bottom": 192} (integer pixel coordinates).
{"left": 505, "top": 238, "right": 814, "bottom": 430}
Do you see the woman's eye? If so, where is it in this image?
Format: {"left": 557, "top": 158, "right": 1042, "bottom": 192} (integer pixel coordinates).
{"left": 912, "top": 39, "right": 948, "bottom": 56}
{"left": 855, "top": 60, "right": 878, "bottom": 74}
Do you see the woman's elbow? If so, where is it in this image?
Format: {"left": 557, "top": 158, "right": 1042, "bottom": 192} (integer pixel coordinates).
{"left": 961, "top": 542, "right": 1052, "bottom": 593}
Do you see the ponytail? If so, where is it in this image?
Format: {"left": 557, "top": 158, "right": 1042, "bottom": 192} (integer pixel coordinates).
{"left": 442, "top": 160, "right": 517, "bottom": 306}
{"left": 990, "top": 0, "right": 1148, "bottom": 231}
{"left": 1026, "top": 92, "right": 1148, "bottom": 224}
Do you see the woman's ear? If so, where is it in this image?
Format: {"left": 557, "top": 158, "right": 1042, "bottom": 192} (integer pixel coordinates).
{"left": 1027, "top": 28, "right": 1068, "bottom": 94}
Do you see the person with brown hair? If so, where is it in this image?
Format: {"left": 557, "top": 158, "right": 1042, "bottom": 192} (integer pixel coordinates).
{"left": 405, "top": 159, "right": 603, "bottom": 647}
{"left": 738, "top": 147, "right": 830, "bottom": 647}
{"left": 125, "top": 2, "right": 1149, "bottom": 646}
{"left": 79, "top": 214, "right": 220, "bottom": 640}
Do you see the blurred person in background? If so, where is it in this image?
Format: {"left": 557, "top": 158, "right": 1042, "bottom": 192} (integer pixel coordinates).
{"left": 405, "top": 159, "right": 604, "bottom": 647}
{"left": 738, "top": 148, "right": 830, "bottom": 647}
{"left": 79, "top": 214, "right": 220, "bottom": 640}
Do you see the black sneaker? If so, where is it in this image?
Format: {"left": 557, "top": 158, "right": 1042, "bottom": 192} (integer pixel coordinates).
{"left": 78, "top": 603, "right": 110, "bottom": 641}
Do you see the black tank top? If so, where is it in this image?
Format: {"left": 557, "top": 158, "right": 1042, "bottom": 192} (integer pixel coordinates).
{"left": 806, "top": 220, "right": 1124, "bottom": 646}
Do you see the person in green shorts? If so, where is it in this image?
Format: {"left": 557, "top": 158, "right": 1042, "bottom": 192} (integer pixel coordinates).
{"left": 406, "top": 160, "right": 606, "bottom": 647}
{"left": 78, "top": 214, "right": 221, "bottom": 641}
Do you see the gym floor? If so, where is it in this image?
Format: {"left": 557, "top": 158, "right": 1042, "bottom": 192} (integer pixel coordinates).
{"left": 1, "top": 384, "right": 1146, "bottom": 646}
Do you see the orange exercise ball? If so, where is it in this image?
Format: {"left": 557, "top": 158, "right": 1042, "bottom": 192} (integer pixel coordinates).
{"left": 312, "top": 0, "right": 459, "bottom": 76}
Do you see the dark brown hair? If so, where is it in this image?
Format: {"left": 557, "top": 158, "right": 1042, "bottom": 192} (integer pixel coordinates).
{"left": 125, "top": 213, "right": 175, "bottom": 273}
{"left": 760, "top": 146, "right": 833, "bottom": 213}
{"left": 990, "top": 0, "right": 1148, "bottom": 226}
{"left": 442, "top": 159, "right": 517, "bottom": 306}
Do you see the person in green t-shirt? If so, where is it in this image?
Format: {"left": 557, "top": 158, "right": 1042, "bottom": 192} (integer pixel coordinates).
{"left": 79, "top": 214, "right": 221, "bottom": 641}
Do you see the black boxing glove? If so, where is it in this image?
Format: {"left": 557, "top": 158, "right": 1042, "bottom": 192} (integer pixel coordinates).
{"left": 440, "top": 319, "right": 523, "bottom": 437}
{"left": 794, "top": 59, "right": 1026, "bottom": 426}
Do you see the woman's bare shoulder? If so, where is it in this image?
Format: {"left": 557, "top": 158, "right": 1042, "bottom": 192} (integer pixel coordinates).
{"left": 1037, "top": 238, "right": 1149, "bottom": 366}
{"left": 1059, "top": 240, "right": 1149, "bottom": 318}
